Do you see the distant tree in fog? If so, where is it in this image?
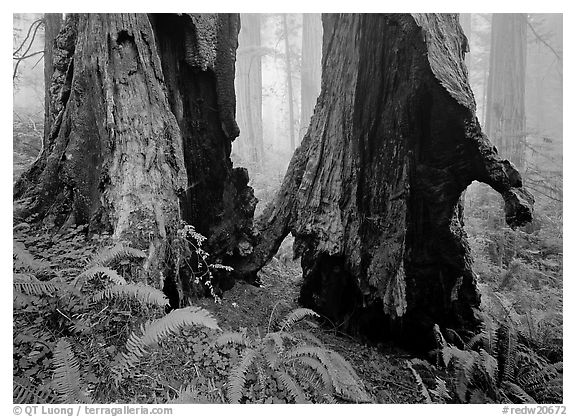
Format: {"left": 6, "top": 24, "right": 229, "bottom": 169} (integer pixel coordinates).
{"left": 485, "top": 13, "right": 527, "bottom": 171}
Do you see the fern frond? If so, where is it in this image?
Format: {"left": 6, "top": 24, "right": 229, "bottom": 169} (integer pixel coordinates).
{"left": 14, "top": 377, "right": 54, "bottom": 404}
{"left": 117, "top": 306, "right": 219, "bottom": 373}
{"left": 215, "top": 332, "right": 252, "bottom": 348}
{"left": 52, "top": 338, "right": 91, "bottom": 403}
{"left": 497, "top": 323, "right": 518, "bottom": 383}
{"left": 465, "top": 331, "right": 486, "bottom": 351}
{"left": 279, "top": 308, "right": 319, "bottom": 331}
{"left": 286, "top": 345, "right": 371, "bottom": 403}
{"left": 501, "top": 381, "right": 537, "bottom": 404}
{"left": 170, "top": 385, "right": 200, "bottom": 404}
{"left": 292, "top": 355, "right": 333, "bottom": 392}
{"left": 429, "top": 377, "right": 451, "bottom": 402}
{"left": 87, "top": 243, "right": 146, "bottom": 268}
{"left": 92, "top": 283, "right": 168, "bottom": 307}
{"left": 262, "top": 342, "right": 281, "bottom": 371}
{"left": 274, "top": 370, "right": 307, "bottom": 403}
{"left": 479, "top": 349, "right": 498, "bottom": 386}
{"left": 469, "top": 388, "right": 493, "bottom": 404}
{"left": 449, "top": 348, "right": 477, "bottom": 402}
{"left": 517, "top": 362, "right": 561, "bottom": 393}
{"left": 407, "top": 360, "right": 432, "bottom": 404}
{"left": 13, "top": 241, "right": 51, "bottom": 272}
{"left": 227, "top": 347, "right": 258, "bottom": 403}
{"left": 73, "top": 266, "right": 126, "bottom": 288}
{"left": 14, "top": 274, "right": 59, "bottom": 297}
{"left": 445, "top": 328, "right": 465, "bottom": 348}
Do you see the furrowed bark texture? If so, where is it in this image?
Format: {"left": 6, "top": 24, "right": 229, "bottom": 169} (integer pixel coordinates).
{"left": 235, "top": 14, "right": 534, "bottom": 347}
{"left": 43, "top": 13, "right": 63, "bottom": 148}
{"left": 14, "top": 13, "right": 256, "bottom": 305}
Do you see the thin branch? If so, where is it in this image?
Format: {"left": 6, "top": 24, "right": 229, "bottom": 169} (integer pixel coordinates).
{"left": 524, "top": 181, "right": 562, "bottom": 203}
{"left": 13, "top": 18, "right": 43, "bottom": 56}
{"left": 31, "top": 54, "right": 44, "bottom": 71}
{"left": 13, "top": 51, "right": 44, "bottom": 80}
{"left": 526, "top": 16, "right": 562, "bottom": 63}
{"left": 13, "top": 50, "right": 44, "bottom": 61}
{"left": 15, "top": 19, "right": 44, "bottom": 61}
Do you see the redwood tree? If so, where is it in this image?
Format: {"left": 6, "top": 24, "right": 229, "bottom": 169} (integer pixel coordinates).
{"left": 299, "top": 13, "right": 322, "bottom": 138}
{"left": 485, "top": 13, "right": 527, "bottom": 171}
{"left": 14, "top": 14, "right": 256, "bottom": 307}
{"left": 43, "top": 13, "right": 63, "bottom": 148}
{"left": 234, "top": 14, "right": 533, "bottom": 347}
{"left": 234, "top": 13, "right": 264, "bottom": 167}
{"left": 282, "top": 14, "right": 296, "bottom": 151}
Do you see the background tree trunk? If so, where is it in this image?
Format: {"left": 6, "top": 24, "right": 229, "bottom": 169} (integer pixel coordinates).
{"left": 14, "top": 13, "right": 256, "bottom": 307}
{"left": 43, "top": 13, "right": 63, "bottom": 149}
{"left": 282, "top": 14, "right": 296, "bottom": 151}
{"left": 234, "top": 13, "right": 264, "bottom": 168}
{"left": 233, "top": 14, "right": 534, "bottom": 349}
{"left": 299, "top": 13, "right": 322, "bottom": 139}
{"left": 485, "top": 13, "right": 527, "bottom": 172}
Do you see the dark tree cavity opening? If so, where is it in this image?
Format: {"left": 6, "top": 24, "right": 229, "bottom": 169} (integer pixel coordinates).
{"left": 233, "top": 14, "right": 534, "bottom": 350}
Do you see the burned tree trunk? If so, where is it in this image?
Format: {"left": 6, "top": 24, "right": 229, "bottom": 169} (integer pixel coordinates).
{"left": 234, "top": 14, "right": 533, "bottom": 348}
{"left": 14, "top": 13, "right": 256, "bottom": 307}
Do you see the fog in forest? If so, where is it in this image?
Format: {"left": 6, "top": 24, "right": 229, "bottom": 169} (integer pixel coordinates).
{"left": 12, "top": 13, "right": 564, "bottom": 406}
{"left": 14, "top": 13, "right": 562, "bottom": 214}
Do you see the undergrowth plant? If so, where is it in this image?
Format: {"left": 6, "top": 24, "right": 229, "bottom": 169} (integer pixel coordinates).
{"left": 425, "top": 313, "right": 562, "bottom": 404}
{"left": 13, "top": 228, "right": 221, "bottom": 404}
{"left": 216, "top": 307, "right": 372, "bottom": 404}
{"left": 169, "top": 223, "right": 232, "bottom": 303}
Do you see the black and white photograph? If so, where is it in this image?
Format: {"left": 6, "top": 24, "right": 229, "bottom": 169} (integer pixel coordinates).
{"left": 10, "top": 7, "right": 566, "bottom": 412}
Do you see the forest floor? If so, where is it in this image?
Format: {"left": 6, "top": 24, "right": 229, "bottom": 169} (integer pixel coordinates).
{"left": 196, "top": 260, "right": 424, "bottom": 404}
{"left": 13, "top": 223, "right": 424, "bottom": 404}
{"left": 13, "top": 155, "right": 562, "bottom": 405}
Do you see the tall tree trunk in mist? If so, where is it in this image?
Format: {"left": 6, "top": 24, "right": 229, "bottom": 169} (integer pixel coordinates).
{"left": 234, "top": 13, "right": 264, "bottom": 168}
{"left": 14, "top": 13, "right": 256, "bottom": 308}
{"left": 233, "top": 14, "right": 533, "bottom": 349}
{"left": 299, "top": 13, "right": 322, "bottom": 138}
{"left": 486, "top": 13, "right": 527, "bottom": 172}
{"left": 282, "top": 14, "right": 296, "bottom": 151}
{"left": 43, "top": 13, "right": 63, "bottom": 149}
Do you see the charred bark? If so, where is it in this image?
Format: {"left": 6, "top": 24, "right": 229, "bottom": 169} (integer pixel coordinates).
{"left": 14, "top": 13, "right": 256, "bottom": 306}
{"left": 234, "top": 14, "right": 534, "bottom": 349}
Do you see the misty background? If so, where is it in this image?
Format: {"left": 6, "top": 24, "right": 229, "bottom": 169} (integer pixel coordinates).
{"left": 13, "top": 13, "right": 562, "bottom": 213}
